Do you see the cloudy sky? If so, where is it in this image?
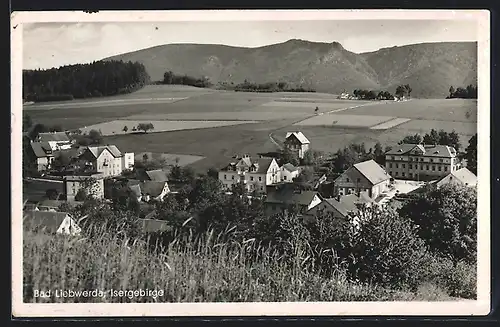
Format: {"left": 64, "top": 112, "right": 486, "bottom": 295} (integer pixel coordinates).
{"left": 23, "top": 20, "right": 478, "bottom": 70}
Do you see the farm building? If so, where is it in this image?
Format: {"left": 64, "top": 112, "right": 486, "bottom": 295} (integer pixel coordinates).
{"left": 36, "top": 131, "right": 74, "bottom": 151}
{"left": 284, "top": 132, "right": 310, "bottom": 159}
{"left": 23, "top": 210, "right": 82, "bottom": 236}
{"left": 63, "top": 172, "right": 105, "bottom": 202}
{"left": 280, "top": 163, "right": 300, "bottom": 182}
{"left": 385, "top": 144, "right": 460, "bottom": 181}
{"left": 435, "top": 167, "right": 477, "bottom": 188}
{"left": 79, "top": 145, "right": 134, "bottom": 177}
{"left": 218, "top": 155, "right": 280, "bottom": 194}
{"left": 28, "top": 142, "right": 56, "bottom": 171}
{"left": 334, "top": 159, "right": 391, "bottom": 200}
{"left": 264, "top": 184, "right": 322, "bottom": 216}
{"left": 126, "top": 179, "right": 171, "bottom": 202}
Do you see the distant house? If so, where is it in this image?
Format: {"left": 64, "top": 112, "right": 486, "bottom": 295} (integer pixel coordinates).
{"left": 63, "top": 172, "right": 105, "bottom": 202}
{"left": 127, "top": 179, "right": 170, "bottom": 202}
{"left": 304, "top": 197, "right": 351, "bottom": 222}
{"left": 385, "top": 144, "right": 460, "bottom": 181}
{"left": 136, "top": 169, "right": 169, "bottom": 182}
{"left": 264, "top": 185, "right": 322, "bottom": 216}
{"left": 23, "top": 210, "right": 81, "bottom": 236}
{"left": 29, "top": 142, "right": 56, "bottom": 171}
{"left": 36, "top": 132, "right": 73, "bottom": 151}
{"left": 436, "top": 167, "right": 477, "bottom": 188}
{"left": 79, "top": 145, "right": 134, "bottom": 177}
{"left": 218, "top": 155, "right": 280, "bottom": 194}
{"left": 284, "top": 132, "right": 310, "bottom": 159}
{"left": 338, "top": 92, "right": 350, "bottom": 100}
{"left": 280, "top": 163, "right": 300, "bottom": 182}
{"left": 334, "top": 159, "right": 391, "bottom": 199}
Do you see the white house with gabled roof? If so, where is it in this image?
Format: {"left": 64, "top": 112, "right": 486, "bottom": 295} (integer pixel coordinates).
{"left": 284, "top": 131, "right": 310, "bottom": 159}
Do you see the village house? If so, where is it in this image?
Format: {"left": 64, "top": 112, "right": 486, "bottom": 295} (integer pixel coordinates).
{"left": 127, "top": 179, "right": 170, "bottom": 202}
{"left": 264, "top": 184, "right": 322, "bottom": 216}
{"left": 385, "top": 144, "right": 460, "bottom": 181}
{"left": 23, "top": 210, "right": 82, "bottom": 236}
{"left": 218, "top": 155, "right": 281, "bottom": 194}
{"left": 284, "top": 131, "right": 310, "bottom": 159}
{"left": 136, "top": 169, "right": 169, "bottom": 182}
{"left": 280, "top": 163, "right": 300, "bottom": 182}
{"left": 304, "top": 197, "right": 351, "bottom": 222}
{"left": 63, "top": 172, "right": 105, "bottom": 202}
{"left": 36, "top": 131, "right": 74, "bottom": 151}
{"left": 435, "top": 167, "right": 477, "bottom": 188}
{"left": 79, "top": 145, "right": 135, "bottom": 177}
{"left": 334, "top": 159, "right": 391, "bottom": 199}
{"left": 29, "top": 142, "right": 56, "bottom": 171}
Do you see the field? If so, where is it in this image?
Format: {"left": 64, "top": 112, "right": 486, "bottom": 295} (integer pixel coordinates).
{"left": 23, "top": 85, "right": 478, "bottom": 174}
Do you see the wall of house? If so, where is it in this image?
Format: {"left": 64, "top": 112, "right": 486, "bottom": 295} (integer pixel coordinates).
{"left": 266, "top": 160, "right": 281, "bottom": 184}
{"left": 385, "top": 154, "right": 460, "bottom": 180}
{"left": 122, "top": 153, "right": 135, "bottom": 171}
{"left": 95, "top": 150, "right": 120, "bottom": 177}
{"left": 280, "top": 169, "right": 299, "bottom": 182}
{"left": 36, "top": 157, "right": 49, "bottom": 171}
{"left": 334, "top": 168, "right": 375, "bottom": 198}
{"left": 57, "top": 216, "right": 81, "bottom": 235}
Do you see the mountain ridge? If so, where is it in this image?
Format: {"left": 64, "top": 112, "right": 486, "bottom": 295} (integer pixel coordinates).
{"left": 102, "top": 39, "right": 478, "bottom": 98}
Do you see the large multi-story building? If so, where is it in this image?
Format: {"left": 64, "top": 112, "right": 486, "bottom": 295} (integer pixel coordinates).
{"left": 385, "top": 144, "right": 461, "bottom": 181}
{"left": 218, "top": 155, "right": 281, "bottom": 194}
{"left": 64, "top": 172, "right": 105, "bottom": 202}
{"left": 79, "top": 145, "right": 134, "bottom": 177}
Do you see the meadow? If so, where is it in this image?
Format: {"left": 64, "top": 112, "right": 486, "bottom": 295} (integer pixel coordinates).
{"left": 23, "top": 85, "right": 478, "bottom": 174}
{"left": 23, "top": 223, "right": 473, "bottom": 303}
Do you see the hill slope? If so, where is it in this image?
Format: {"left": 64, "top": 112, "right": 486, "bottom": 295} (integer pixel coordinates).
{"left": 104, "top": 39, "right": 477, "bottom": 98}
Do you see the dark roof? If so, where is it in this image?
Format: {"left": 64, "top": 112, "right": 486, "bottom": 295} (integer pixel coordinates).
{"left": 38, "top": 132, "right": 70, "bottom": 142}
{"left": 127, "top": 179, "right": 168, "bottom": 197}
{"left": 353, "top": 160, "right": 391, "bottom": 185}
{"left": 339, "top": 192, "right": 374, "bottom": 212}
{"left": 265, "top": 186, "right": 319, "bottom": 206}
{"left": 145, "top": 169, "right": 169, "bottom": 182}
{"left": 324, "top": 198, "right": 350, "bottom": 216}
{"left": 282, "top": 163, "right": 299, "bottom": 172}
{"left": 220, "top": 157, "right": 275, "bottom": 174}
{"left": 86, "top": 145, "right": 123, "bottom": 159}
{"left": 30, "top": 142, "right": 53, "bottom": 158}
{"left": 23, "top": 210, "right": 71, "bottom": 233}
{"left": 385, "top": 144, "right": 457, "bottom": 158}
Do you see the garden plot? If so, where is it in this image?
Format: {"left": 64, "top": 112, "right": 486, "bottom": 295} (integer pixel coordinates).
{"left": 80, "top": 119, "right": 259, "bottom": 136}
{"left": 123, "top": 111, "right": 309, "bottom": 122}
{"left": 370, "top": 118, "right": 412, "bottom": 130}
{"left": 294, "top": 114, "right": 395, "bottom": 128}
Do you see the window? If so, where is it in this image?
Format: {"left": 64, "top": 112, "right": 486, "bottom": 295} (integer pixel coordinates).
{"left": 420, "top": 158, "right": 424, "bottom": 162}
{"left": 402, "top": 172, "right": 405, "bottom": 177}
{"left": 409, "top": 157, "right": 413, "bottom": 162}
{"left": 409, "top": 164, "right": 413, "bottom": 169}
{"left": 259, "top": 177, "right": 262, "bottom": 182}
{"left": 444, "top": 166, "right": 448, "bottom": 171}
{"left": 430, "top": 159, "right": 433, "bottom": 163}
{"left": 224, "top": 174, "right": 227, "bottom": 180}
{"left": 426, "top": 165, "right": 429, "bottom": 170}
{"left": 395, "top": 172, "right": 399, "bottom": 177}
{"left": 440, "top": 159, "right": 444, "bottom": 163}
{"left": 432, "top": 165, "right": 436, "bottom": 171}
{"left": 232, "top": 176, "right": 235, "bottom": 180}
{"left": 389, "top": 163, "right": 393, "bottom": 168}
{"left": 260, "top": 186, "right": 264, "bottom": 190}
{"left": 346, "top": 178, "right": 350, "bottom": 182}
{"left": 284, "top": 176, "right": 287, "bottom": 180}
{"left": 250, "top": 176, "right": 254, "bottom": 181}
{"left": 389, "top": 171, "right": 393, "bottom": 175}
{"left": 409, "top": 173, "right": 413, "bottom": 178}
{"left": 438, "top": 166, "right": 442, "bottom": 171}
{"left": 402, "top": 164, "right": 406, "bottom": 168}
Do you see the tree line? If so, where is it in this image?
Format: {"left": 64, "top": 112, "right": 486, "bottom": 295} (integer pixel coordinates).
{"left": 23, "top": 60, "right": 150, "bottom": 102}
{"left": 399, "top": 129, "right": 461, "bottom": 151}
{"left": 447, "top": 85, "right": 477, "bottom": 99}
{"left": 352, "top": 89, "right": 394, "bottom": 100}
{"left": 161, "top": 71, "right": 213, "bottom": 88}
{"left": 217, "top": 80, "right": 316, "bottom": 93}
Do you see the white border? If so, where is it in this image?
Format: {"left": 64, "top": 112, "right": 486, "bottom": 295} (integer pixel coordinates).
{"left": 11, "top": 9, "right": 491, "bottom": 317}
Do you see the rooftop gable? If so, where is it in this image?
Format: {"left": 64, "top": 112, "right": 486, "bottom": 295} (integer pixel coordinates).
{"left": 285, "top": 131, "right": 310, "bottom": 145}
{"left": 386, "top": 143, "right": 456, "bottom": 158}
{"left": 38, "top": 132, "right": 70, "bottom": 143}
{"left": 353, "top": 160, "right": 391, "bottom": 185}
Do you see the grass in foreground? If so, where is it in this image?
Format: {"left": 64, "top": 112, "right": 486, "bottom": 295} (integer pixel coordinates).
{"left": 23, "top": 226, "right": 464, "bottom": 303}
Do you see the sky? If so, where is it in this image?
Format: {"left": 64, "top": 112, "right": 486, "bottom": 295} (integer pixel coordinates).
{"left": 23, "top": 20, "right": 478, "bottom": 70}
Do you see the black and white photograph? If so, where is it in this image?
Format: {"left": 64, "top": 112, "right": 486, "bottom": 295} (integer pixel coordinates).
{"left": 11, "top": 10, "right": 490, "bottom": 317}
